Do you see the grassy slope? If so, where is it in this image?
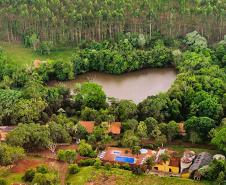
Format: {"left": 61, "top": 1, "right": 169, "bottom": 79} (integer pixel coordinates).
{"left": 0, "top": 42, "right": 75, "bottom": 67}
{"left": 0, "top": 169, "right": 23, "bottom": 184}
{"left": 67, "top": 167, "right": 211, "bottom": 185}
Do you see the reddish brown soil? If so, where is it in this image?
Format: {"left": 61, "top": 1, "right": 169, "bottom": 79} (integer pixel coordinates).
{"left": 29, "top": 144, "right": 78, "bottom": 159}
{"left": 10, "top": 158, "right": 45, "bottom": 173}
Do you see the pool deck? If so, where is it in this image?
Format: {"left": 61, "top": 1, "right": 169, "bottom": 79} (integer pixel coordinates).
{"left": 99, "top": 147, "right": 155, "bottom": 166}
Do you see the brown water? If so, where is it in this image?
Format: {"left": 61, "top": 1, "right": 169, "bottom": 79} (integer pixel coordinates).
{"left": 48, "top": 68, "right": 177, "bottom": 103}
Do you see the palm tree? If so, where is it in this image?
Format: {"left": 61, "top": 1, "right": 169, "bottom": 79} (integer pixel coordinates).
{"left": 145, "top": 157, "right": 155, "bottom": 170}
{"left": 159, "top": 153, "right": 170, "bottom": 173}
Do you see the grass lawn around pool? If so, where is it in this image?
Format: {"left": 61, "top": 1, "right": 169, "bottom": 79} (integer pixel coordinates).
{"left": 0, "top": 42, "right": 75, "bottom": 68}
{"left": 67, "top": 166, "right": 211, "bottom": 185}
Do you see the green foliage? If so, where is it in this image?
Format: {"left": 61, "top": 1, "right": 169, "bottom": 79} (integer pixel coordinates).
{"left": 185, "top": 116, "right": 215, "bottom": 142}
{"left": 94, "top": 158, "right": 102, "bottom": 169}
{"left": 104, "top": 162, "right": 112, "bottom": 171}
{"left": 78, "top": 159, "right": 96, "bottom": 167}
{"left": 118, "top": 100, "right": 137, "bottom": 121}
{"left": 121, "top": 130, "right": 139, "bottom": 148}
{"left": 7, "top": 123, "right": 51, "bottom": 151}
{"left": 0, "top": 179, "right": 6, "bottom": 185}
{"left": 0, "top": 144, "right": 25, "bottom": 166}
{"left": 68, "top": 164, "right": 80, "bottom": 174}
{"left": 211, "top": 127, "right": 226, "bottom": 153}
{"left": 48, "top": 121, "right": 72, "bottom": 143}
{"left": 31, "top": 172, "right": 58, "bottom": 185}
{"left": 38, "top": 41, "right": 54, "bottom": 55}
{"left": 23, "top": 169, "right": 36, "bottom": 182}
{"left": 184, "top": 31, "right": 207, "bottom": 49}
{"left": 78, "top": 140, "right": 96, "bottom": 158}
{"left": 74, "top": 82, "right": 106, "bottom": 110}
{"left": 36, "top": 165, "right": 49, "bottom": 174}
{"left": 136, "top": 121, "right": 147, "bottom": 139}
{"left": 52, "top": 60, "right": 74, "bottom": 81}
{"left": 57, "top": 150, "right": 76, "bottom": 164}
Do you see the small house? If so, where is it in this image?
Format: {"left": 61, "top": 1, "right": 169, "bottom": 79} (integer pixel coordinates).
{"left": 153, "top": 148, "right": 180, "bottom": 174}
{"left": 189, "top": 152, "right": 212, "bottom": 176}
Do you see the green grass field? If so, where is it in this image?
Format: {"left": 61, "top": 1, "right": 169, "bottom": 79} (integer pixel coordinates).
{"left": 0, "top": 42, "right": 75, "bottom": 67}
{"left": 67, "top": 166, "right": 211, "bottom": 185}
{"left": 0, "top": 168, "right": 23, "bottom": 184}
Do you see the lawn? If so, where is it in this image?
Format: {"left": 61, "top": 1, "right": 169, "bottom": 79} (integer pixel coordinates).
{"left": 167, "top": 144, "right": 219, "bottom": 156}
{"left": 67, "top": 166, "right": 211, "bottom": 185}
{"left": 0, "top": 168, "right": 23, "bottom": 184}
{"left": 0, "top": 42, "right": 75, "bottom": 68}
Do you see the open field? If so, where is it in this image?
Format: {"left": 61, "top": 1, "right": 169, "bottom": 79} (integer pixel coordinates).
{"left": 67, "top": 167, "right": 211, "bottom": 185}
{"left": 0, "top": 42, "right": 75, "bottom": 67}
{"left": 0, "top": 168, "right": 23, "bottom": 184}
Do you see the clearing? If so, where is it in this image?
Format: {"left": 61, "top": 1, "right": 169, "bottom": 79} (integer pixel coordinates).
{"left": 67, "top": 166, "right": 211, "bottom": 185}
{"left": 0, "top": 42, "right": 74, "bottom": 67}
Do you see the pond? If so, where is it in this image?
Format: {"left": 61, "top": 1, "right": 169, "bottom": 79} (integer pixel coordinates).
{"left": 48, "top": 68, "right": 177, "bottom": 103}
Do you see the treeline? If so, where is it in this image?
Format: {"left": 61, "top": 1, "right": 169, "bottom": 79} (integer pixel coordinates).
{"left": 37, "top": 33, "right": 173, "bottom": 81}
{"left": 1, "top": 0, "right": 226, "bottom": 44}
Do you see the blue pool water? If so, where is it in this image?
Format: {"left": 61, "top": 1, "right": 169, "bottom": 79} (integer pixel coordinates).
{"left": 115, "top": 156, "right": 135, "bottom": 164}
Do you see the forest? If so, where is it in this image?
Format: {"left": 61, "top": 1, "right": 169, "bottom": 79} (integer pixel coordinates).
{"left": 1, "top": 0, "right": 226, "bottom": 44}
{"left": 1, "top": 0, "right": 226, "bottom": 185}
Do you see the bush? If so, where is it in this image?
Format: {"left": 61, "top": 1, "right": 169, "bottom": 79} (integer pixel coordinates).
{"left": 78, "top": 140, "right": 97, "bottom": 158}
{"left": 132, "top": 167, "right": 144, "bottom": 175}
{"left": 68, "top": 164, "right": 80, "bottom": 174}
{"left": 36, "top": 165, "right": 49, "bottom": 174}
{"left": 120, "top": 163, "right": 131, "bottom": 171}
{"left": 104, "top": 162, "right": 112, "bottom": 171}
{"left": 94, "top": 158, "right": 102, "bottom": 169}
{"left": 57, "top": 150, "right": 77, "bottom": 164}
{"left": 112, "top": 163, "right": 120, "bottom": 169}
{"left": 38, "top": 41, "right": 54, "bottom": 55}
{"left": 0, "top": 179, "right": 6, "bottom": 185}
{"left": 32, "top": 172, "right": 59, "bottom": 185}
{"left": 78, "top": 159, "right": 96, "bottom": 166}
{"left": 0, "top": 144, "right": 25, "bottom": 166}
{"left": 22, "top": 169, "right": 36, "bottom": 182}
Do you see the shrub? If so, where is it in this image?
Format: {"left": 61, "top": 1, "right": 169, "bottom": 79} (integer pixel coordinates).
{"left": 0, "top": 144, "right": 25, "bottom": 166}
{"left": 68, "top": 164, "right": 80, "bottom": 174}
{"left": 121, "top": 163, "right": 131, "bottom": 171}
{"left": 94, "top": 158, "right": 102, "bottom": 169}
{"left": 132, "top": 167, "right": 144, "bottom": 175}
{"left": 22, "top": 169, "right": 36, "bottom": 182}
{"left": 112, "top": 163, "right": 120, "bottom": 169}
{"left": 32, "top": 172, "right": 58, "bottom": 185}
{"left": 57, "top": 150, "right": 77, "bottom": 164}
{"left": 78, "top": 140, "right": 96, "bottom": 158}
{"left": 104, "top": 162, "right": 112, "bottom": 171}
{"left": 36, "top": 165, "right": 49, "bottom": 174}
{"left": 0, "top": 179, "right": 6, "bottom": 185}
{"left": 78, "top": 159, "right": 96, "bottom": 166}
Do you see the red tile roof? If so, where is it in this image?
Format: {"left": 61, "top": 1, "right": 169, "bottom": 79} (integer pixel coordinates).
{"left": 108, "top": 122, "right": 121, "bottom": 135}
{"left": 79, "top": 121, "right": 121, "bottom": 135}
{"left": 79, "top": 121, "right": 95, "bottom": 134}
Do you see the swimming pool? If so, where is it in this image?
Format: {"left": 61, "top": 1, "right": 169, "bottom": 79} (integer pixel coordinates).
{"left": 115, "top": 156, "right": 135, "bottom": 164}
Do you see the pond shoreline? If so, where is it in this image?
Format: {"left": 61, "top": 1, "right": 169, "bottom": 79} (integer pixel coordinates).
{"left": 47, "top": 68, "right": 177, "bottom": 103}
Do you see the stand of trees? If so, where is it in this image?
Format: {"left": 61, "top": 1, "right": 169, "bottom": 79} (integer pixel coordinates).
{"left": 1, "top": 1, "right": 226, "bottom": 44}
{"left": 1, "top": 32, "right": 226, "bottom": 157}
